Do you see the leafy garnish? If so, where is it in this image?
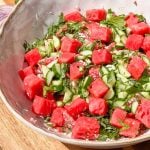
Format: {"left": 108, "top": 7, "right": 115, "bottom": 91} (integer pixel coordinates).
{"left": 136, "top": 14, "right": 146, "bottom": 22}
{"left": 98, "top": 118, "right": 120, "bottom": 141}
{"left": 46, "top": 13, "right": 66, "bottom": 37}
{"left": 101, "top": 14, "right": 125, "bottom": 30}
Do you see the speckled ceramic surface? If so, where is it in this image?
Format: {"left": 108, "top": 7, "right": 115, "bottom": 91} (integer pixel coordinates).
{"left": 0, "top": 0, "right": 150, "bottom": 149}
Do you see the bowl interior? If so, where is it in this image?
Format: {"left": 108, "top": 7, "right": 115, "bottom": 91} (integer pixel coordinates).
{"left": 0, "top": 0, "right": 150, "bottom": 148}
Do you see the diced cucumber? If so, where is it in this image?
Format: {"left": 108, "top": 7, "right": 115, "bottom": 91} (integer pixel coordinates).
{"left": 63, "top": 88, "right": 73, "bottom": 103}
{"left": 115, "top": 43, "right": 124, "bottom": 49}
{"left": 50, "top": 52, "right": 60, "bottom": 57}
{"left": 101, "top": 66, "right": 109, "bottom": 75}
{"left": 47, "top": 59, "right": 58, "bottom": 68}
{"left": 121, "top": 36, "right": 127, "bottom": 44}
{"left": 52, "top": 63, "right": 61, "bottom": 77}
{"left": 41, "top": 65, "right": 49, "bottom": 78}
{"left": 116, "top": 81, "right": 126, "bottom": 90}
{"left": 51, "top": 79, "right": 63, "bottom": 91}
{"left": 82, "top": 76, "right": 92, "bottom": 89}
{"left": 140, "top": 92, "right": 150, "bottom": 99}
{"left": 113, "top": 100, "right": 125, "bottom": 109}
{"left": 76, "top": 55, "right": 85, "bottom": 60}
{"left": 46, "top": 71, "right": 55, "bottom": 86}
{"left": 85, "top": 58, "right": 92, "bottom": 66}
{"left": 142, "top": 56, "right": 150, "bottom": 66}
{"left": 142, "top": 83, "right": 150, "bottom": 91}
{"left": 116, "top": 73, "right": 128, "bottom": 82}
{"left": 131, "top": 101, "right": 139, "bottom": 114}
{"left": 80, "top": 50, "right": 92, "bottom": 57}
{"left": 104, "top": 88, "right": 115, "bottom": 99}
{"left": 43, "top": 86, "right": 51, "bottom": 97}
{"left": 106, "top": 64, "right": 116, "bottom": 71}
{"left": 56, "top": 101, "right": 64, "bottom": 107}
{"left": 52, "top": 80, "right": 62, "bottom": 86}
{"left": 107, "top": 71, "right": 116, "bottom": 87}
{"left": 118, "top": 92, "right": 128, "bottom": 99}
{"left": 53, "top": 35, "right": 60, "bottom": 50}
{"left": 102, "top": 75, "right": 108, "bottom": 84}
{"left": 118, "top": 64, "right": 131, "bottom": 78}
{"left": 117, "top": 30, "right": 125, "bottom": 36}
{"left": 114, "top": 34, "right": 121, "bottom": 43}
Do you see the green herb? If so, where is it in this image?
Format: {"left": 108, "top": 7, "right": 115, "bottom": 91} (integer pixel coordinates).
{"left": 67, "top": 22, "right": 82, "bottom": 34}
{"left": 101, "top": 14, "right": 125, "bottom": 30}
{"left": 98, "top": 118, "right": 120, "bottom": 141}
{"left": 46, "top": 13, "right": 65, "bottom": 37}
{"left": 136, "top": 14, "right": 146, "bottom": 22}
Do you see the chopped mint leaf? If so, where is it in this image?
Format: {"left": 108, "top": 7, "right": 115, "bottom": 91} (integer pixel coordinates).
{"left": 136, "top": 14, "right": 146, "bottom": 22}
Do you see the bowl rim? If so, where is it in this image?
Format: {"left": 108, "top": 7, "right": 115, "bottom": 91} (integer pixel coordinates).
{"left": 0, "top": 0, "right": 150, "bottom": 148}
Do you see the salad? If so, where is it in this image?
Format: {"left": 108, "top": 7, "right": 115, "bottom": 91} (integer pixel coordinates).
{"left": 19, "top": 8, "right": 150, "bottom": 141}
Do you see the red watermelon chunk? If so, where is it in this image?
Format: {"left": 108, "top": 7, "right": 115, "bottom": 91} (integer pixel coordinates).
{"left": 24, "top": 74, "right": 43, "bottom": 100}
{"left": 89, "top": 78, "right": 109, "bottom": 98}
{"left": 126, "top": 13, "right": 139, "bottom": 27}
{"left": 119, "top": 118, "right": 141, "bottom": 138}
{"left": 125, "top": 34, "right": 144, "bottom": 51}
{"left": 89, "top": 97, "right": 108, "bottom": 116}
{"left": 130, "top": 22, "right": 149, "bottom": 35}
{"left": 86, "top": 9, "right": 106, "bottom": 22}
{"left": 25, "top": 48, "right": 41, "bottom": 66}
{"left": 51, "top": 108, "right": 65, "bottom": 127}
{"left": 142, "top": 36, "right": 150, "bottom": 52}
{"left": 89, "top": 67, "right": 100, "bottom": 80}
{"left": 127, "top": 56, "right": 147, "bottom": 80}
{"left": 135, "top": 99, "right": 150, "bottom": 128}
{"left": 58, "top": 52, "right": 76, "bottom": 63}
{"left": 64, "top": 11, "right": 83, "bottom": 22}
{"left": 70, "top": 62, "right": 84, "bottom": 80}
{"left": 72, "top": 116, "right": 100, "bottom": 140}
{"left": 61, "top": 37, "right": 82, "bottom": 53}
{"left": 92, "top": 49, "right": 112, "bottom": 65}
{"left": 18, "top": 66, "right": 34, "bottom": 80}
{"left": 87, "top": 23, "right": 112, "bottom": 42}
{"left": 32, "top": 96, "right": 56, "bottom": 116}
{"left": 65, "top": 97, "right": 88, "bottom": 118}
{"left": 110, "top": 108, "right": 127, "bottom": 128}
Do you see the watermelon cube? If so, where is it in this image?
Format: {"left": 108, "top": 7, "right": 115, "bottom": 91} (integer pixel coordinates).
{"left": 24, "top": 74, "right": 43, "bottom": 100}
{"left": 65, "top": 98, "right": 88, "bottom": 118}
{"left": 87, "top": 23, "right": 112, "bottom": 42}
{"left": 126, "top": 13, "right": 139, "bottom": 27}
{"left": 51, "top": 108, "right": 65, "bottom": 127}
{"left": 135, "top": 99, "right": 150, "bottom": 128}
{"left": 58, "top": 52, "right": 76, "bottom": 63}
{"left": 125, "top": 34, "right": 144, "bottom": 51}
{"left": 61, "top": 37, "right": 82, "bottom": 53}
{"left": 89, "top": 97, "right": 108, "bottom": 116}
{"left": 119, "top": 118, "right": 140, "bottom": 138}
{"left": 89, "top": 78, "right": 109, "bottom": 98}
{"left": 32, "top": 96, "right": 56, "bottom": 116}
{"left": 70, "top": 62, "right": 84, "bottom": 80}
{"left": 64, "top": 11, "right": 83, "bottom": 22}
{"left": 110, "top": 108, "right": 127, "bottom": 128}
{"left": 127, "top": 56, "right": 147, "bottom": 80}
{"left": 130, "top": 22, "right": 149, "bottom": 35}
{"left": 25, "top": 48, "right": 41, "bottom": 66}
{"left": 142, "top": 36, "right": 150, "bottom": 52}
{"left": 92, "top": 49, "right": 112, "bottom": 65}
{"left": 72, "top": 116, "right": 100, "bottom": 140}
{"left": 18, "top": 66, "right": 34, "bottom": 80}
{"left": 86, "top": 9, "right": 106, "bottom": 22}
